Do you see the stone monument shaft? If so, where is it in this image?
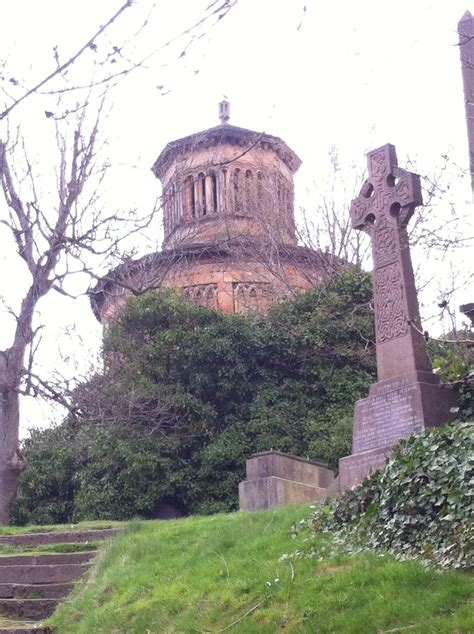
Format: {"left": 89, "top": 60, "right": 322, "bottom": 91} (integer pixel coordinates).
{"left": 458, "top": 11, "right": 474, "bottom": 195}
{"left": 338, "top": 144, "right": 456, "bottom": 490}
{"left": 350, "top": 144, "right": 431, "bottom": 381}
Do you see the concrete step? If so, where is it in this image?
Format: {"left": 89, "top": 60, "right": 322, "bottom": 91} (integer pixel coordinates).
{"left": 0, "top": 552, "right": 94, "bottom": 566}
{"left": 0, "top": 563, "right": 89, "bottom": 585}
{"left": 0, "top": 582, "right": 74, "bottom": 599}
{"left": 0, "top": 598, "right": 59, "bottom": 620}
{"left": 0, "top": 528, "right": 119, "bottom": 547}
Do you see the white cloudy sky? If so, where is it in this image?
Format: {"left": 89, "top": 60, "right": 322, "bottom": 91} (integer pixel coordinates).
{"left": 0, "top": 0, "right": 472, "bottom": 433}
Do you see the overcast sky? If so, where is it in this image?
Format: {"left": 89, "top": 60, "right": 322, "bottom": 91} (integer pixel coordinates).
{"left": 0, "top": 0, "right": 472, "bottom": 433}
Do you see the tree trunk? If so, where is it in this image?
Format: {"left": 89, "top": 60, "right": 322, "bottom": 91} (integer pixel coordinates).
{"left": 0, "top": 359, "right": 27, "bottom": 525}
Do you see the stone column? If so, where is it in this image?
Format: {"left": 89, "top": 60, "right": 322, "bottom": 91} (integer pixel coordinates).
{"left": 459, "top": 11, "right": 474, "bottom": 196}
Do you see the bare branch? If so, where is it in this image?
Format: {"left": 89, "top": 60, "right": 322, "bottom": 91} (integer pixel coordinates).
{"left": 0, "top": 1, "right": 134, "bottom": 121}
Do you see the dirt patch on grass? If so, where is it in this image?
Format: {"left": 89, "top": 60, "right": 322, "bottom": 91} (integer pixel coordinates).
{"left": 315, "top": 563, "right": 352, "bottom": 575}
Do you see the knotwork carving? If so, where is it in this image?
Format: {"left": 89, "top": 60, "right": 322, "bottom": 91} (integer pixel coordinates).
{"left": 350, "top": 144, "right": 422, "bottom": 232}
{"left": 374, "top": 216, "right": 397, "bottom": 267}
{"left": 375, "top": 263, "right": 408, "bottom": 343}
{"left": 369, "top": 148, "right": 388, "bottom": 183}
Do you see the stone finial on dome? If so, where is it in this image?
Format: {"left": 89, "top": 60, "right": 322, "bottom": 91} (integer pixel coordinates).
{"left": 219, "top": 98, "right": 230, "bottom": 125}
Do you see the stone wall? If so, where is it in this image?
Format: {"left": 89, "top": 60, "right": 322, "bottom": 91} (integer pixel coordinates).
{"left": 160, "top": 143, "right": 296, "bottom": 249}
{"left": 93, "top": 247, "right": 328, "bottom": 327}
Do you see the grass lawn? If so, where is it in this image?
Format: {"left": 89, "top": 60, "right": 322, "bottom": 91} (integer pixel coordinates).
{"left": 48, "top": 505, "right": 474, "bottom": 633}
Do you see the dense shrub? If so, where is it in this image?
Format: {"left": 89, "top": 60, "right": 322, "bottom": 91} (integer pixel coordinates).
{"left": 13, "top": 269, "right": 376, "bottom": 523}
{"left": 307, "top": 422, "right": 474, "bottom": 570}
{"left": 12, "top": 426, "right": 80, "bottom": 525}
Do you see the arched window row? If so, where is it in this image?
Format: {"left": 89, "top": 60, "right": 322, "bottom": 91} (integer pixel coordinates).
{"left": 181, "top": 283, "right": 218, "bottom": 308}
{"left": 232, "top": 282, "right": 274, "bottom": 312}
{"left": 163, "top": 168, "right": 294, "bottom": 230}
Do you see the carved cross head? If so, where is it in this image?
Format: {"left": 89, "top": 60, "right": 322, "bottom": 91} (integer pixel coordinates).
{"left": 350, "top": 144, "right": 423, "bottom": 233}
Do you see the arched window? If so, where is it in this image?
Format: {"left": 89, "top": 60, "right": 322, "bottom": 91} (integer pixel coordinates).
{"left": 198, "top": 172, "right": 207, "bottom": 216}
{"left": 210, "top": 172, "right": 218, "bottom": 213}
{"left": 233, "top": 168, "right": 242, "bottom": 212}
{"left": 185, "top": 175, "right": 196, "bottom": 218}
{"left": 221, "top": 169, "right": 228, "bottom": 212}
{"left": 245, "top": 170, "right": 253, "bottom": 213}
{"left": 287, "top": 185, "right": 293, "bottom": 215}
{"left": 204, "top": 285, "right": 216, "bottom": 307}
{"left": 170, "top": 182, "right": 176, "bottom": 224}
{"left": 256, "top": 172, "right": 264, "bottom": 212}
{"left": 248, "top": 286, "right": 258, "bottom": 310}
{"left": 277, "top": 178, "right": 283, "bottom": 208}
{"left": 194, "top": 287, "right": 203, "bottom": 306}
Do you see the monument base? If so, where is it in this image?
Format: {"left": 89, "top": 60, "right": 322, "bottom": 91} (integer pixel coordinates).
{"left": 239, "top": 476, "right": 327, "bottom": 511}
{"left": 338, "top": 373, "right": 457, "bottom": 490}
{"left": 239, "top": 450, "right": 334, "bottom": 512}
{"left": 339, "top": 445, "right": 393, "bottom": 491}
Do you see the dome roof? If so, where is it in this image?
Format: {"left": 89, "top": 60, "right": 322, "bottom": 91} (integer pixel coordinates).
{"left": 152, "top": 123, "right": 301, "bottom": 179}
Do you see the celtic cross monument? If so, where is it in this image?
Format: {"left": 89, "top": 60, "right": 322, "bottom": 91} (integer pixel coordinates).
{"left": 338, "top": 144, "right": 456, "bottom": 489}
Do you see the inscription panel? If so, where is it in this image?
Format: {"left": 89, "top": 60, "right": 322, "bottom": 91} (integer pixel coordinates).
{"left": 339, "top": 446, "right": 392, "bottom": 490}
{"left": 352, "top": 384, "right": 424, "bottom": 453}
{"left": 369, "top": 376, "right": 415, "bottom": 396}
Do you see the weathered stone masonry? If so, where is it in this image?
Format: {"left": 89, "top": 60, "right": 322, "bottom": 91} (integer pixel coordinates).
{"left": 90, "top": 102, "right": 337, "bottom": 327}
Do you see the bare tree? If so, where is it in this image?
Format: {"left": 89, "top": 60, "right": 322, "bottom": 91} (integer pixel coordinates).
{"left": 0, "top": 1, "right": 237, "bottom": 122}
{"left": 296, "top": 148, "right": 371, "bottom": 269}
{"left": 0, "top": 0, "right": 238, "bottom": 524}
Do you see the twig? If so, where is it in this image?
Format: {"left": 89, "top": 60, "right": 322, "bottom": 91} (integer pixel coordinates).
{"left": 214, "top": 133, "right": 265, "bottom": 167}
{"left": 262, "top": 511, "right": 276, "bottom": 535}
{"left": 0, "top": 0, "right": 133, "bottom": 120}
{"left": 408, "top": 319, "right": 473, "bottom": 344}
{"left": 377, "top": 626, "right": 417, "bottom": 633}
{"left": 197, "top": 597, "right": 268, "bottom": 633}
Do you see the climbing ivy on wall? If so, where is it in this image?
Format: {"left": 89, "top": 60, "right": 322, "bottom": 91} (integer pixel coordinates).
{"left": 13, "top": 269, "right": 376, "bottom": 524}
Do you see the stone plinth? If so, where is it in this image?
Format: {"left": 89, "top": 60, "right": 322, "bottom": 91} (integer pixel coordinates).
{"left": 239, "top": 450, "right": 334, "bottom": 511}
{"left": 339, "top": 373, "right": 457, "bottom": 489}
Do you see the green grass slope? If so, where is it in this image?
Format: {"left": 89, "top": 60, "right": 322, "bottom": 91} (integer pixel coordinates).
{"left": 48, "top": 505, "right": 473, "bottom": 634}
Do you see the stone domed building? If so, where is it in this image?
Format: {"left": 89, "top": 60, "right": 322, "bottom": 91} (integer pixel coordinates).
{"left": 90, "top": 101, "right": 335, "bottom": 327}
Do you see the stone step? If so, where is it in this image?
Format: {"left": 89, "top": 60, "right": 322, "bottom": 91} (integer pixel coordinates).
{"left": 0, "top": 563, "right": 89, "bottom": 585}
{"left": 0, "top": 598, "right": 59, "bottom": 620}
{"left": 0, "top": 528, "right": 119, "bottom": 547}
{"left": 0, "top": 582, "right": 74, "bottom": 599}
{"left": 0, "top": 527, "right": 119, "bottom": 631}
{"left": 0, "top": 629, "right": 51, "bottom": 634}
{"left": 0, "top": 552, "right": 94, "bottom": 567}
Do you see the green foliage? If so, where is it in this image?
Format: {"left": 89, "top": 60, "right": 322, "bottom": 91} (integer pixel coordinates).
{"left": 11, "top": 426, "right": 80, "bottom": 526}
{"left": 308, "top": 422, "right": 474, "bottom": 570}
{"left": 14, "top": 269, "right": 376, "bottom": 523}
{"left": 429, "top": 327, "right": 474, "bottom": 422}
{"left": 458, "top": 370, "right": 474, "bottom": 421}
